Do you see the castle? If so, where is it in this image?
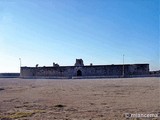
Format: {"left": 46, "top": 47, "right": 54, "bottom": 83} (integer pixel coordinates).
{"left": 20, "top": 59, "right": 149, "bottom": 78}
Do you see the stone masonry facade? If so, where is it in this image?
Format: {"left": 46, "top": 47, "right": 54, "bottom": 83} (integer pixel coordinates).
{"left": 20, "top": 59, "right": 149, "bottom": 78}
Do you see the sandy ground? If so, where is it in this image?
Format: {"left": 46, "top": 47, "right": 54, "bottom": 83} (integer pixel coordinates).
{"left": 0, "top": 77, "right": 159, "bottom": 120}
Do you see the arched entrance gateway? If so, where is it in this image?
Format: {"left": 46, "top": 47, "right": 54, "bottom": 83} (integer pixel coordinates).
{"left": 77, "top": 70, "right": 82, "bottom": 76}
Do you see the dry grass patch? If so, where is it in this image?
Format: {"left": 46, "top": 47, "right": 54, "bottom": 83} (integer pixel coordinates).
{"left": 0, "top": 110, "right": 45, "bottom": 119}
{"left": 0, "top": 88, "right": 5, "bottom": 91}
{"left": 54, "top": 104, "right": 66, "bottom": 108}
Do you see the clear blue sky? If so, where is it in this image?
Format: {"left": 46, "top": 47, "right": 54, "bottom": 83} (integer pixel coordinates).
{"left": 0, "top": 0, "right": 159, "bottom": 72}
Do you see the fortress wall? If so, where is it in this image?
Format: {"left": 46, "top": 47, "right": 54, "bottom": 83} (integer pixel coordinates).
{"left": 81, "top": 65, "right": 123, "bottom": 76}
{"left": 29, "top": 67, "right": 75, "bottom": 77}
{"left": 79, "top": 64, "right": 149, "bottom": 76}
{"left": 36, "top": 67, "right": 64, "bottom": 76}
{"left": 20, "top": 67, "right": 35, "bottom": 77}
{"left": 20, "top": 64, "right": 149, "bottom": 78}
{"left": 128, "top": 64, "right": 149, "bottom": 75}
{"left": 62, "top": 67, "right": 75, "bottom": 76}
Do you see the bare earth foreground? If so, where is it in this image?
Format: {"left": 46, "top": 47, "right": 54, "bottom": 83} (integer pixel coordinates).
{"left": 0, "top": 77, "right": 159, "bottom": 120}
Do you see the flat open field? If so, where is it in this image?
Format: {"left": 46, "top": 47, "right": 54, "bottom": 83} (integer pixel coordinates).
{"left": 0, "top": 77, "right": 159, "bottom": 120}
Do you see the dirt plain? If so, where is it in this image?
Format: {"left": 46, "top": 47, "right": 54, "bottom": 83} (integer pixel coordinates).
{"left": 0, "top": 77, "right": 159, "bottom": 120}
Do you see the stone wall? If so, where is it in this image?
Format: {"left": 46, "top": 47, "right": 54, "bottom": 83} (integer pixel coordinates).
{"left": 20, "top": 64, "right": 149, "bottom": 78}
{"left": 0, "top": 73, "right": 20, "bottom": 78}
